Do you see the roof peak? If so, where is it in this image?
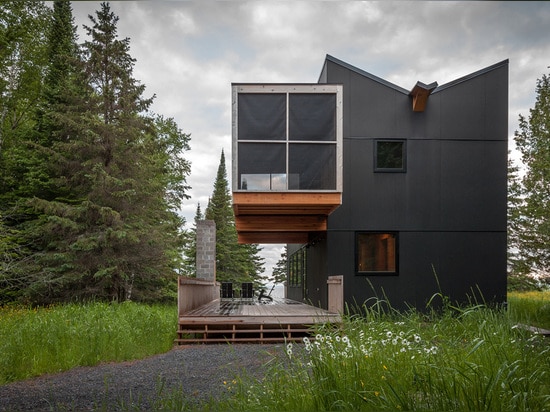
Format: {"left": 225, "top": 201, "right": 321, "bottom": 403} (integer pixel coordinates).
{"left": 323, "top": 54, "right": 509, "bottom": 95}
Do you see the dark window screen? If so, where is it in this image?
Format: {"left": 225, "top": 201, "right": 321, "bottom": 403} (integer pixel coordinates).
{"left": 238, "top": 94, "right": 286, "bottom": 140}
{"left": 289, "top": 144, "right": 336, "bottom": 190}
{"left": 289, "top": 94, "right": 336, "bottom": 141}
{"left": 238, "top": 142, "right": 286, "bottom": 190}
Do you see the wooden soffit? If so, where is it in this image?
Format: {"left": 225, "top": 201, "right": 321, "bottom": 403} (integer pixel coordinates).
{"left": 233, "top": 191, "right": 341, "bottom": 244}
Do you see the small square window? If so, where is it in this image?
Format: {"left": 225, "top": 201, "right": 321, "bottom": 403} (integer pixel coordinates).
{"left": 356, "top": 232, "right": 398, "bottom": 275}
{"left": 375, "top": 140, "right": 406, "bottom": 172}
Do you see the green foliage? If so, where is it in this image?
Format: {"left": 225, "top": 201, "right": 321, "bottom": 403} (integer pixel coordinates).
{"left": 0, "top": 302, "right": 177, "bottom": 384}
{"left": 271, "top": 246, "right": 288, "bottom": 284}
{"left": 507, "top": 272, "right": 543, "bottom": 293}
{"left": 205, "top": 150, "right": 264, "bottom": 284}
{"left": 0, "top": 1, "right": 50, "bottom": 154}
{"left": 212, "top": 303, "right": 550, "bottom": 412}
{"left": 181, "top": 203, "right": 204, "bottom": 276}
{"left": 508, "top": 290, "right": 550, "bottom": 330}
{"left": 512, "top": 69, "right": 550, "bottom": 278}
{"left": 0, "top": 2, "right": 191, "bottom": 304}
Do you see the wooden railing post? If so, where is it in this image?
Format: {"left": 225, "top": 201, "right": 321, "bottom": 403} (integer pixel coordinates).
{"left": 327, "top": 275, "right": 344, "bottom": 314}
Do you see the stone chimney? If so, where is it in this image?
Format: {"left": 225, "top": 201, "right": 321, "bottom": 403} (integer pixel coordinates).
{"left": 196, "top": 220, "right": 216, "bottom": 281}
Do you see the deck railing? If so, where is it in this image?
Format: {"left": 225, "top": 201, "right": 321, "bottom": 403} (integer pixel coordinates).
{"left": 177, "top": 277, "right": 220, "bottom": 317}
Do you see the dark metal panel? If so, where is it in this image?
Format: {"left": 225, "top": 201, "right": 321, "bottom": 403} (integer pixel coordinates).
{"left": 324, "top": 60, "right": 352, "bottom": 137}
{"left": 310, "top": 57, "right": 509, "bottom": 312}
{"left": 440, "top": 140, "right": 508, "bottom": 231}
{"left": 330, "top": 137, "right": 507, "bottom": 232}
{"left": 484, "top": 64, "right": 509, "bottom": 141}
{"left": 439, "top": 75, "right": 486, "bottom": 140}
{"left": 306, "top": 238, "right": 328, "bottom": 309}
{"left": 348, "top": 70, "right": 401, "bottom": 137}
{"left": 326, "top": 230, "right": 506, "bottom": 312}
{"left": 436, "top": 231, "right": 508, "bottom": 305}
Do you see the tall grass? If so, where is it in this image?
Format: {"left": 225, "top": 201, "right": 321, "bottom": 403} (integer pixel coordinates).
{"left": 508, "top": 290, "right": 550, "bottom": 330}
{"left": 208, "top": 301, "right": 550, "bottom": 411}
{"left": 0, "top": 301, "right": 177, "bottom": 384}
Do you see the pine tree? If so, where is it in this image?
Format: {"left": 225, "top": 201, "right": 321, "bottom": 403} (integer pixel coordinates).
{"left": 514, "top": 69, "right": 550, "bottom": 287}
{"left": 205, "top": 150, "right": 264, "bottom": 284}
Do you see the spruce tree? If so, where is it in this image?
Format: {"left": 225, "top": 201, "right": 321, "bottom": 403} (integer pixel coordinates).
{"left": 205, "top": 150, "right": 264, "bottom": 284}
{"left": 2, "top": 2, "right": 190, "bottom": 304}
{"left": 514, "top": 69, "right": 550, "bottom": 287}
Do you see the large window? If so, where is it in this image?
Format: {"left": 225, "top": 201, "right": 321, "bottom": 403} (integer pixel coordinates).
{"left": 288, "top": 247, "right": 307, "bottom": 290}
{"left": 233, "top": 85, "right": 342, "bottom": 192}
{"left": 356, "top": 232, "right": 398, "bottom": 274}
{"left": 374, "top": 140, "right": 407, "bottom": 172}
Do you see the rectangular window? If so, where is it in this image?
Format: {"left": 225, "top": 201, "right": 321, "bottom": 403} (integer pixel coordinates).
{"left": 288, "top": 246, "right": 307, "bottom": 287}
{"left": 238, "top": 94, "right": 286, "bottom": 140}
{"left": 233, "top": 84, "right": 342, "bottom": 192}
{"left": 289, "top": 93, "right": 336, "bottom": 141}
{"left": 356, "top": 232, "right": 398, "bottom": 274}
{"left": 375, "top": 140, "right": 406, "bottom": 172}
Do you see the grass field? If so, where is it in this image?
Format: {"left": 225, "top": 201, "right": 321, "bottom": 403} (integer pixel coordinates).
{"left": 0, "top": 301, "right": 177, "bottom": 384}
{"left": 207, "top": 295, "right": 550, "bottom": 411}
{"left": 508, "top": 290, "right": 550, "bottom": 330}
{"left": 1, "top": 291, "right": 549, "bottom": 411}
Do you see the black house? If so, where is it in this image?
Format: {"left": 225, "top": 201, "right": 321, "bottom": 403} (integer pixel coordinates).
{"left": 232, "top": 55, "right": 508, "bottom": 311}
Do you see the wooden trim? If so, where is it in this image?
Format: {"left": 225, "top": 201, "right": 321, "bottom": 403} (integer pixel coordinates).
{"left": 409, "top": 82, "right": 437, "bottom": 112}
{"left": 237, "top": 231, "right": 310, "bottom": 244}
{"left": 235, "top": 215, "right": 326, "bottom": 232}
{"left": 234, "top": 191, "right": 341, "bottom": 207}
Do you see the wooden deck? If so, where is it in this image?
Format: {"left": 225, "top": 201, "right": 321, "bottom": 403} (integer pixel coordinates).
{"left": 176, "top": 298, "right": 341, "bottom": 344}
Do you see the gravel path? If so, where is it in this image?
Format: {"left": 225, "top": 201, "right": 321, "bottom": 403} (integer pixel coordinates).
{"left": 0, "top": 344, "right": 289, "bottom": 411}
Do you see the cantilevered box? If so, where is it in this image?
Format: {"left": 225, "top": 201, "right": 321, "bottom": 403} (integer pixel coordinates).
{"left": 232, "top": 84, "right": 343, "bottom": 243}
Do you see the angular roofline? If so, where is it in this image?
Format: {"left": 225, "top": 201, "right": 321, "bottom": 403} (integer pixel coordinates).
{"left": 322, "top": 54, "right": 509, "bottom": 95}
{"left": 431, "top": 59, "right": 509, "bottom": 94}
{"left": 322, "top": 55, "right": 409, "bottom": 94}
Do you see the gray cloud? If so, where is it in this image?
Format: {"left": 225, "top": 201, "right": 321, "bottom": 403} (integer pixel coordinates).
{"left": 70, "top": 1, "right": 550, "bottom": 277}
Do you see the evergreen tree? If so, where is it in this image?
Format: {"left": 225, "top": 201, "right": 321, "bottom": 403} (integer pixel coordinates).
{"left": 0, "top": 1, "right": 53, "bottom": 303}
{"left": 271, "top": 246, "right": 288, "bottom": 285}
{"left": 1, "top": 2, "right": 191, "bottom": 304}
{"left": 514, "top": 68, "right": 550, "bottom": 287}
{"left": 182, "top": 203, "right": 203, "bottom": 277}
{"left": 205, "top": 150, "right": 264, "bottom": 284}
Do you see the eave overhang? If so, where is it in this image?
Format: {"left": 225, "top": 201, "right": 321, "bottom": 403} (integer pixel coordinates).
{"left": 233, "top": 192, "right": 341, "bottom": 244}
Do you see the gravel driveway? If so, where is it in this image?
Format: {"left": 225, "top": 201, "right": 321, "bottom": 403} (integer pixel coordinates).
{"left": 0, "top": 344, "right": 288, "bottom": 411}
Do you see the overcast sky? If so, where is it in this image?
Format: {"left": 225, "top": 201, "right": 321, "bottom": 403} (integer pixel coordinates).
{"left": 69, "top": 1, "right": 550, "bottom": 278}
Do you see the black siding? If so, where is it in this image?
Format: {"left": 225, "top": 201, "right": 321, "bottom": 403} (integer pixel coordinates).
{"left": 306, "top": 57, "right": 509, "bottom": 311}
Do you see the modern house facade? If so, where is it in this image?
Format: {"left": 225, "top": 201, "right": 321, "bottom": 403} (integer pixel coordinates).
{"left": 233, "top": 55, "right": 508, "bottom": 312}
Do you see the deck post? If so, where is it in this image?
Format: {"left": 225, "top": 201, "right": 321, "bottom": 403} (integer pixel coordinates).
{"left": 327, "top": 275, "right": 344, "bottom": 313}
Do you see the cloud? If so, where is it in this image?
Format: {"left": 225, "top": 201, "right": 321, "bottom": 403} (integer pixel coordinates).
{"left": 70, "top": 1, "right": 550, "bottom": 277}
